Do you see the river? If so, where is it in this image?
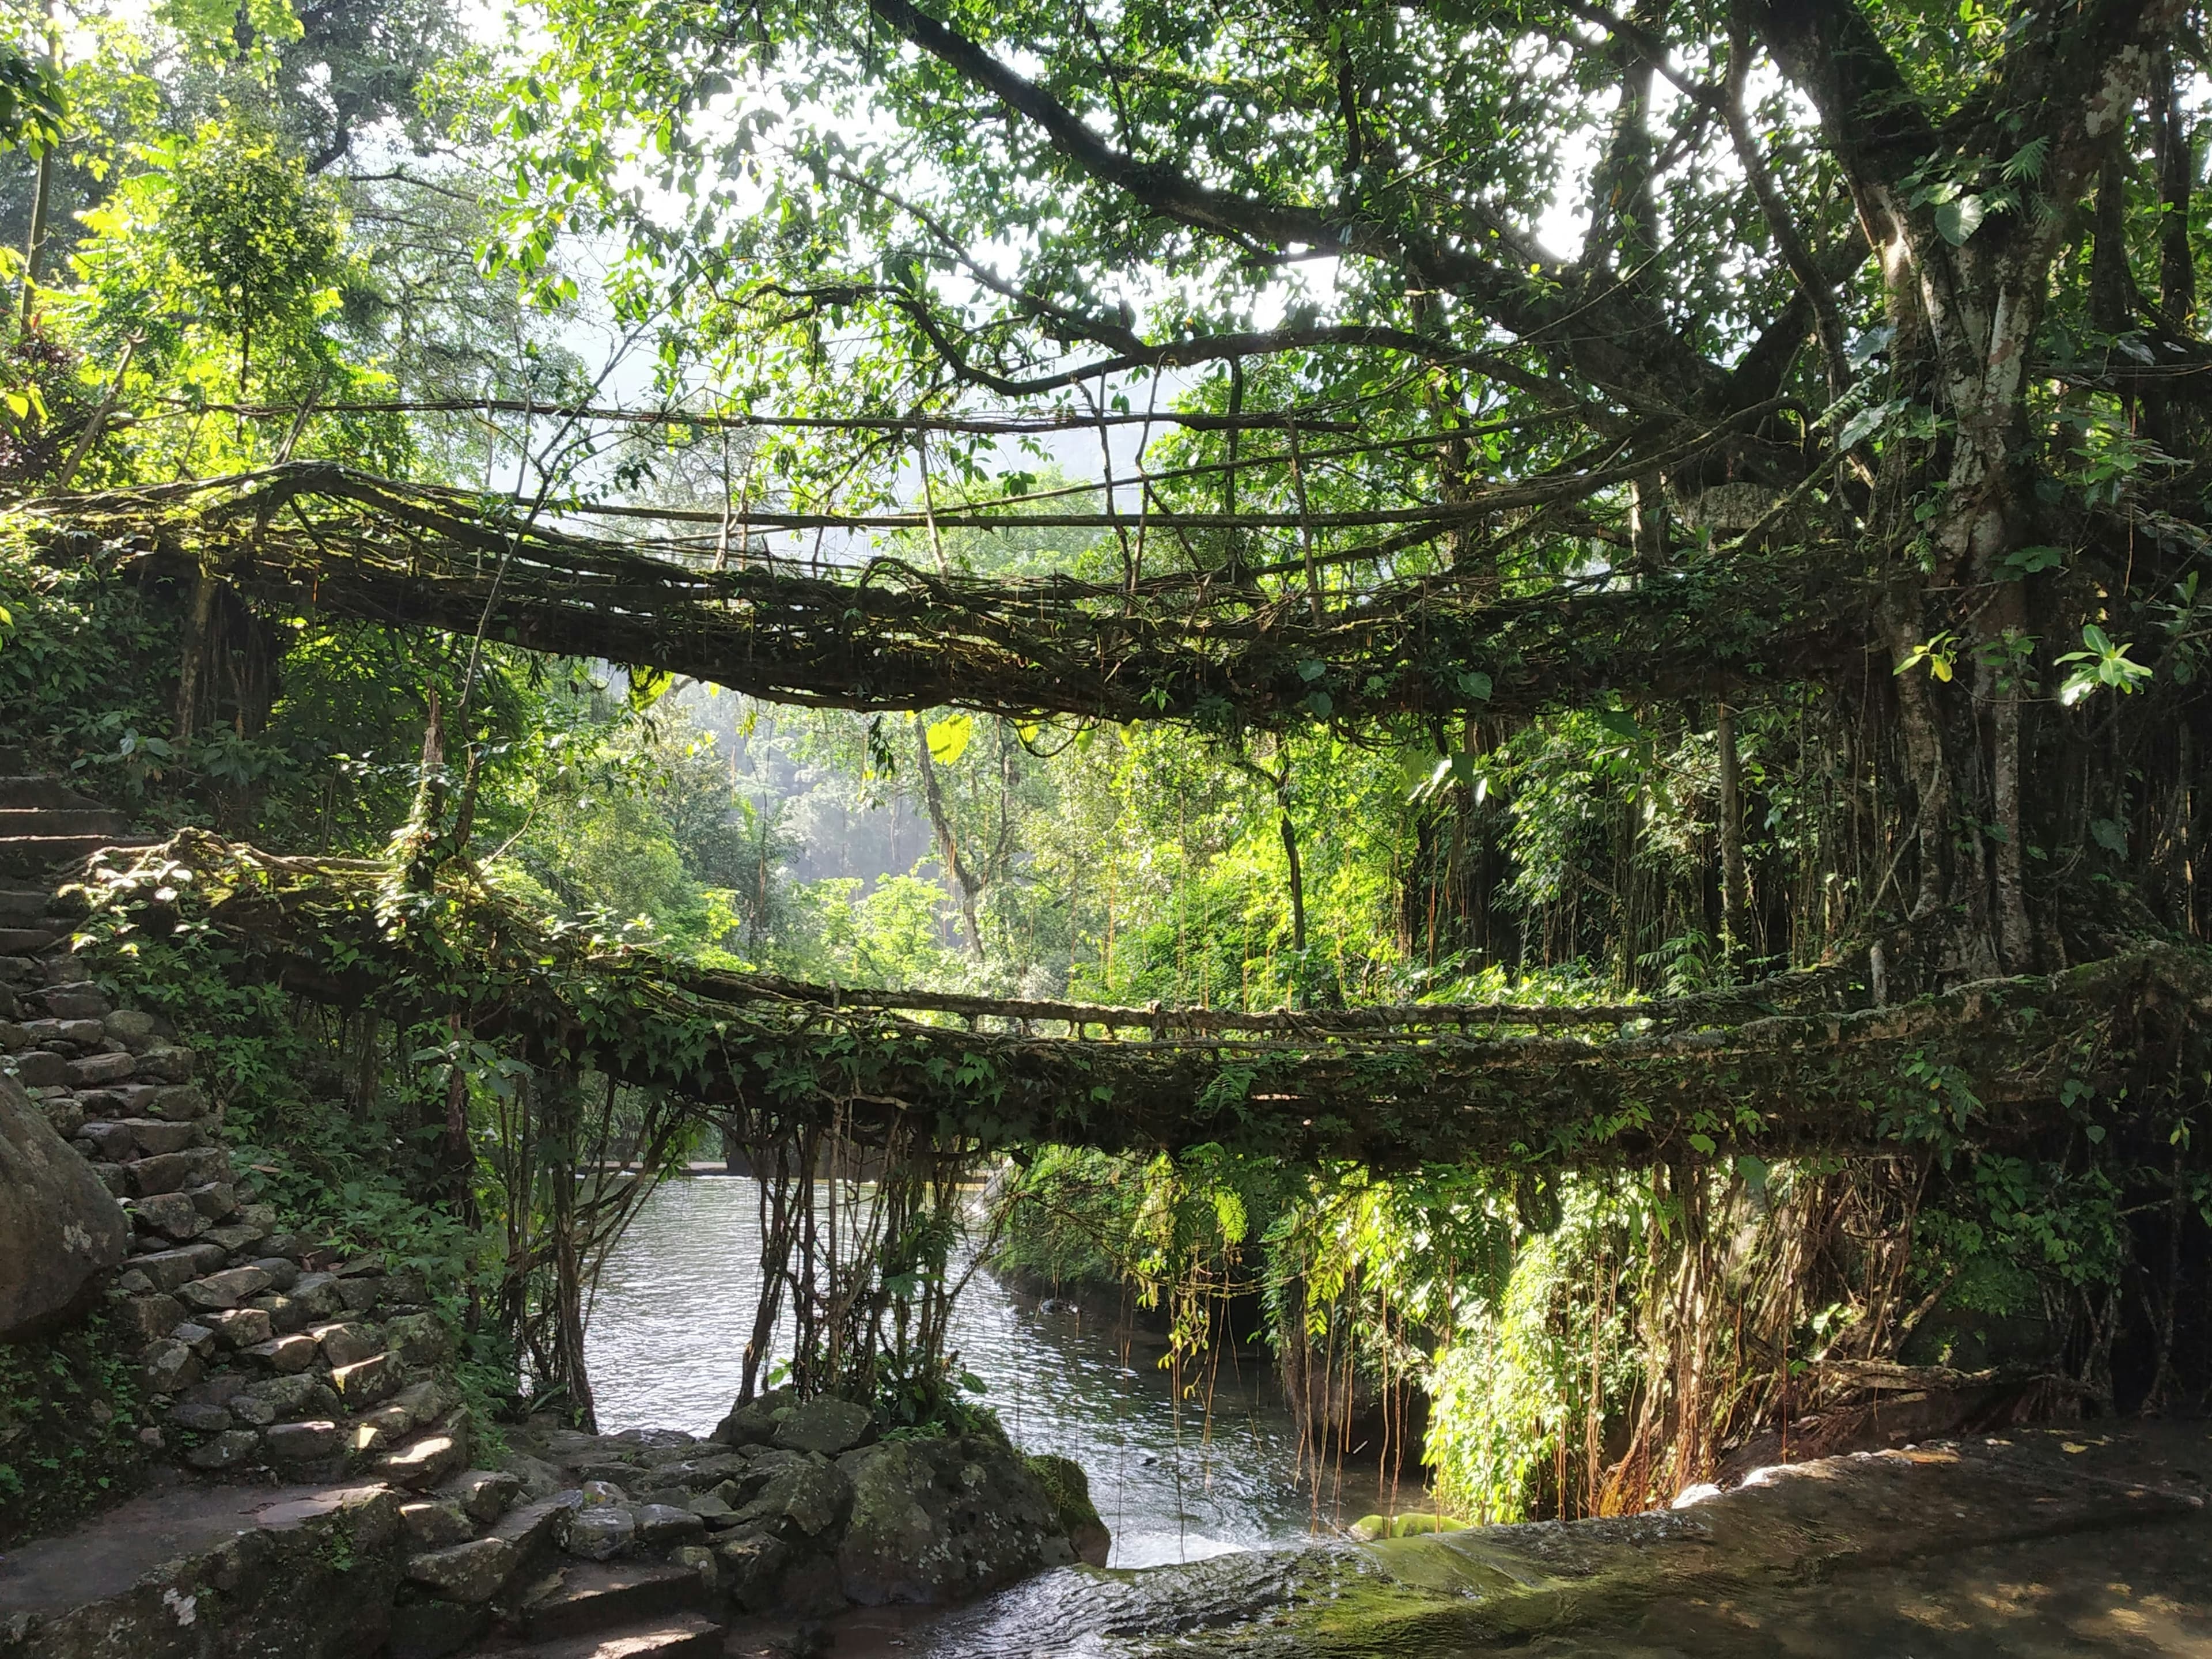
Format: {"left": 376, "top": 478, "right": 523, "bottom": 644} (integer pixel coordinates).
{"left": 583, "top": 1173, "right": 1407, "bottom": 1571}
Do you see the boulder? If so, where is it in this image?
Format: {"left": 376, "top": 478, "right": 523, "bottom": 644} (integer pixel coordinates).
{"left": 715, "top": 1527, "right": 791, "bottom": 1612}
{"left": 835, "top": 1433, "right": 1078, "bottom": 1605}
{"left": 291, "top": 1271, "right": 347, "bottom": 1317}
{"left": 405, "top": 1536, "right": 518, "bottom": 1603}
{"left": 562, "top": 1505, "right": 634, "bottom": 1561}
{"left": 710, "top": 1386, "right": 794, "bottom": 1446}
{"left": 147, "top": 1082, "right": 209, "bottom": 1120}
{"left": 400, "top": 1500, "right": 478, "bottom": 1550}
{"left": 671, "top": 1544, "right": 719, "bottom": 1594}
{"left": 635, "top": 1503, "right": 708, "bottom": 1546}
{"left": 253, "top": 1291, "right": 308, "bottom": 1333}
{"left": 352, "top": 1403, "right": 419, "bottom": 1453}
{"left": 392, "top": 1378, "right": 448, "bottom": 1429}
{"left": 1026, "top": 1453, "right": 1111, "bottom": 1567}
{"left": 69, "top": 1051, "right": 139, "bottom": 1088}
{"left": 127, "top": 1246, "right": 211, "bottom": 1292}
{"left": 0, "top": 1069, "right": 129, "bottom": 1338}
{"left": 656, "top": 1451, "right": 754, "bottom": 1490}
{"left": 188, "top": 1181, "right": 239, "bottom": 1221}
{"left": 251, "top": 1254, "right": 301, "bottom": 1290}
{"left": 733, "top": 1456, "right": 852, "bottom": 1540}
{"left": 771, "top": 1396, "right": 874, "bottom": 1456}
{"left": 444, "top": 1468, "right": 522, "bottom": 1524}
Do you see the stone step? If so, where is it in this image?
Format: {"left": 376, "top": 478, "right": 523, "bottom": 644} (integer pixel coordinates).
{"left": 0, "top": 886, "right": 54, "bottom": 920}
{"left": 0, "top": 777, "right": 111, "bottom": 810}
{"left": 0, "top": 807, "right": 135, "bottom": 836}
{"left": 0, "top": 834, "right": 156, "bottom": 877}
{"left": 0, "top": 923, "right": 65, "bottom": 953}
{"left": 510, "top": 1614, "right": 723, "bottom": 1659}
{"left": 514, "top": 1562, "right": 715, "bottom": 1642}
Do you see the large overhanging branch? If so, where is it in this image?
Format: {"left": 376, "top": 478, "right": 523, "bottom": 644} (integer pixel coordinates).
{"left": 18, "top": 463, "right": 1859, "bottom": 726}
{"left": 75, "top": 834, "right": 2212, "bottom": 1172}
{"left": 861, "top": 0, "right": 1741, "bottom": 420}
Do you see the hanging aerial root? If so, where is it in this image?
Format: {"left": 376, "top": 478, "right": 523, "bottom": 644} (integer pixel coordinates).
{"left": 67, "top": 833, "right": 2212, "bottom": 1173}
{"left": 14, "top": 461, "right": 1859, "bottom": 726}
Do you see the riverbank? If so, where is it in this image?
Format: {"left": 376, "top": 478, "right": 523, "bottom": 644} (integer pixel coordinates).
{"left": 11, "top": 1425, "right": 2206, "bottom": 1659}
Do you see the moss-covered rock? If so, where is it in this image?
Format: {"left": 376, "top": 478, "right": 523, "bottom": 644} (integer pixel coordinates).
{"left": 1024, "top": 1453, "right": 1109, "bottom": 1566}
{"left": 835, "top": 1433, "right": 1077, "bottom": 1605}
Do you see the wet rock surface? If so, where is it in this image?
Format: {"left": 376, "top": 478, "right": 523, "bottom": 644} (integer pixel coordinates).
{"left": 836, "top": 1426, "right": 2212, "bottom": 1657}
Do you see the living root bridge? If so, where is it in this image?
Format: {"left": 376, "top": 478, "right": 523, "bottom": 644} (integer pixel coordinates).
{"left": 17, "top": 463, "right": 1855, "bottom": 726}
{"left": 80, "top": 834, "right": 2212, "bottom": 1171}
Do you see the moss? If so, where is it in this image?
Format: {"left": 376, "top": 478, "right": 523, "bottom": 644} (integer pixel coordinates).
{"left": 1024, "top": 1452, "right": 1103, "bottom": 1537}
{"left": 0, "top": 1308, "right": 150, "bottom": 1548}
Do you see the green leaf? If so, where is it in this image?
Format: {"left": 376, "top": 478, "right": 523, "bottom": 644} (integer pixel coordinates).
{"left": 925, "top": 713, "right": 973, "bottom": 764}
{"left": 1935, "top": 194, "right": 1985, "bottom": 245}
{"left": 2002, "top": 544, "right": 2065, "bottom": 577}
{"left": 2089, "top": 817, "right": 2128, "bottom": 857}
{"left": 1457, "top": 669, "right": 1493, "bottom": 701}
{"left": 625, "top": 665, "right": 673, "bottom": 711}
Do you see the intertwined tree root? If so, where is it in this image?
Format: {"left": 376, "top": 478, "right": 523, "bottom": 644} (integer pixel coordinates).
{"left": 71, "top": 832, "right": 2210, "bottom": 1171}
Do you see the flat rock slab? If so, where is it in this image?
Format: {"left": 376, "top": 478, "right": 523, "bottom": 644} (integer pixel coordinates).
{"left": 518, "top": 1561, "right": 715, "bottom": 1641}
{"left": 514, "top": 1611, "right": 723, "bottom": 1659}
{"left": 0, "top": 1474, "right": 390, "bottom": 1617}
{"left": 868, "top": 1431, "right": 2212, "bottom": 1658}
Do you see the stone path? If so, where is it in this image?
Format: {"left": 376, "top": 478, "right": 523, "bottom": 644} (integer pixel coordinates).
{"left": 0, "top": 1472, "right": 388, "bottom": 1615}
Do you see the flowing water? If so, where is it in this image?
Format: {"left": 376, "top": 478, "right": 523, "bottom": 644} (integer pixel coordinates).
{"left": 584, "top": 1173, "right": 1408, "bottom": 1574}
{"left": 582, "top": 1175, "right": 2200, "bottom": 1658}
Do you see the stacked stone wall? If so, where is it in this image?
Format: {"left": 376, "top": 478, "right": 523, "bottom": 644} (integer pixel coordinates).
{"left": 0, "top": 949, "right": 471, "bottom": 1492}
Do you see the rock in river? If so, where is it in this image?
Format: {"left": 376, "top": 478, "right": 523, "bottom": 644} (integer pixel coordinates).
{"left": 836, "top": 1429, "right": 1077, "bottom": 1605}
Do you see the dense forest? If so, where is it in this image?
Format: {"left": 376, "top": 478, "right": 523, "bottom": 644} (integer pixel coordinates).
{"left": 5, "top": 0, "right": 2212, "bottom": 1528}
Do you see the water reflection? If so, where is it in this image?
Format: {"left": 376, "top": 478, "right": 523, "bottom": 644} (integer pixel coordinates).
{"left": 584, "top": 1175, "right": 1405, "bottom": 1569}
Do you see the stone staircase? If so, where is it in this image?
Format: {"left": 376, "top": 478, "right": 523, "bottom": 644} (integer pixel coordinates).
{"left": 0, "top": 754, "right": 756, "bottom": 1659}
{"left": 0, "top": 747, "right": 156, "bottom": 953}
